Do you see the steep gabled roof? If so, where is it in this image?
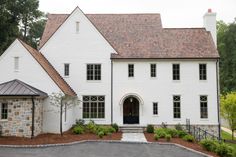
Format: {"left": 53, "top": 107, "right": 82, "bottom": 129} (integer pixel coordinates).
{"left": 0, "top": 79, "right": 47, "bottom": 97}
{"left": 39, "top": 12, "right": 219, "bottom": 59}
{"left": 18, "top": 39, "right": 77, "bottom": 96}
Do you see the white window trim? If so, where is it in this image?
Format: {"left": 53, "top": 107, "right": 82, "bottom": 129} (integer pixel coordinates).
{"left": 172, "top": 63, "right": 180, "bottom": 82}
{"left": 200, "top": 95, "right": 209, "bottom": 119}
{"left": 0, "top": 102, "right": 8, "bottom": 121}
{"left": 199, "top": 63, "right": 208, "bottom": 82}
{"left": 150, "top": 63, "right": 157, "bottom": 78}
{"left": 128, "top": 63, "right": 134, "bottom": 78}
{"left": 153, "top": 102, "right": 159, "bottom": 116}
{"left": 76, "top": 21, "right": 80, "bottom": 33}
{"left": 86, "top": 63, "right": 102, "bottom": 81}
{"left": 64, "top": 63, "right": 70, "bottom": 78}
{"left": 173, "top": 95, "right": 181, "bottom": 119}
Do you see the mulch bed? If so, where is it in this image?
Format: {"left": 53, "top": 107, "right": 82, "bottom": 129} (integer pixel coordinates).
{"left": 144, "top": 133, "right": 219, "bottom": 157}
{"left": 0, "top": 131, "right": 122, "bottom": 145}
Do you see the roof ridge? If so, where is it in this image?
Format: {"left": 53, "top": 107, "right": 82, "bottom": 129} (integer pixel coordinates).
{"left": 163, "top": 27, "right": 205, "bottom": 29}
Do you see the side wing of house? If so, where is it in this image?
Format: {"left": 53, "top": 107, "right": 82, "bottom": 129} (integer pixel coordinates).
{"left": 0, "top": 39, "right": 73, "bottom": 133}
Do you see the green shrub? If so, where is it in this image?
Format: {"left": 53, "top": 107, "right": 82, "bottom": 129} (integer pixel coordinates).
{"left": 200, "top": 139, "right": 219, "bottom": 152}
{"left": 182, "top": 135, "right": 195, "bottom": 142}
{"left": 154, "top": 134, "right": 159, "bottom": 141}
{"left": 165, "top": 134, "right": 172, "bottom": 142}
{"left": 177, "top": 130, "right": 188, "bottom": 138}
{"left": 175, "top": 123, "right": 183, "bottom": 131}
{"left": 107, "top": 127, "right": 116, "bottom": 133}
{"left": 154, "top": 128, "right": 167, "bottom": 138}
{"left": 76, "top": 119, "right": 85, "bottom": 126}
{"left": 165, "top": 128, "right": 178, "bottom": 137}
{"left": 73, "top": 126, "right": 84, "bottom": 134}
{"left": 111, "top": 123, "right": 119, "bottom": 132}
{"left": 147, "top": 125, "right": 154, "bottom": 133}
{"left": 215, "top": 143, "right": 234, "bottom": 157}
{"left": 98, "top": 131, "right": 104, "bottom": 138}
{"left": 86, "top": 121, "right": 97, "bottom": 133}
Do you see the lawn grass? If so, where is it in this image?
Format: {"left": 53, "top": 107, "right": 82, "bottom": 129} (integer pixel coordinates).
{"left": 221, "top": 130, "right": 236, "bottom": 151}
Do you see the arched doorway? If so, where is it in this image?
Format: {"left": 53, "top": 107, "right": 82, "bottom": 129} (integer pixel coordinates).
{"left": 123, "top": 96, "right": 139, "bottom": 124}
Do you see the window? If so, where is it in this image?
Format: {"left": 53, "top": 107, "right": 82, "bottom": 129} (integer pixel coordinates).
{"left": 150, "top": 64, "right": 156, "bottom": 77}
{"left": 173, "top": 96, "right": 181, "bottom": 118}
{"left": 14, "top": 57, "right": 19, "bottom": 71}
{"left": 76, "top": 21, "right": 80, "bottom": 33}
{"left": 128, "top": 64, "right": 134, "bottom": 77}
{"left": 199, "top": 64, "right": 207, "bottom": 80}
{"left": 153, "top": 102, "right": 158, "bottom": 115}
{"left": 0, "top": 103, "right": 8, "bottom": 120}
{"left": 200, "top": 96, "right": 208, "bottom": 118}
{"left": 83, "top": 96, "right": 105, "bottom": 118}
{"left": 64, "top": 64, "right": 70, "bottom": 76}
{"left": 173, "top": 64, "right": 180, "bottom": 80}
{"left": 87, "top": 64, "right": 101, "bottom": 80}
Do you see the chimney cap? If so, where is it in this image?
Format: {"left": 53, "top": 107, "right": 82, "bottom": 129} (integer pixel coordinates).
{"left": 208, "top": 8, "right": 212, "bottom": 13}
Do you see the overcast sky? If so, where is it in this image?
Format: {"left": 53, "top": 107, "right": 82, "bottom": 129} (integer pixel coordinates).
{"left": 39, "top": 0, "right": 236, "bottom": 28}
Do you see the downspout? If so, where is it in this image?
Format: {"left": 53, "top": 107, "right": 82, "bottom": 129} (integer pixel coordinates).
{"left": 111, "top": 60, "right": 113, "bottom": 124}
{"left": 216, "top": 59, "right": 221, "bottom": 139}
{"left": 60, "top": 97, "right": 63, "bottom": 136}
{"left": 31, "top": 96, "right": 35, "bottom": 139}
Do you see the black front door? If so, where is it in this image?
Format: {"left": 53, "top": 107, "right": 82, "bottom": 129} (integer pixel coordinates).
{"left": 123, "top": 97, "right": 139, "bottom": 124}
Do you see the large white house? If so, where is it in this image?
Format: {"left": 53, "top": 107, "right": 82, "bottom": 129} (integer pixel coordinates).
{"left": 0, "top": 7, "right": 220, "bottom": 138}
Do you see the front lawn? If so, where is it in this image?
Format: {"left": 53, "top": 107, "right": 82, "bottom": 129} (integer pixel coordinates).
{"left": 221, "top": 130, "right": 236, "bottom": 150}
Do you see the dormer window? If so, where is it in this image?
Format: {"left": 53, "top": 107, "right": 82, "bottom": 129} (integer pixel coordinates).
{"left": 76, "top": 21, "right": 80, "bottom": 33}
{"left": 14, "top": 57, "right": 19, "bottom": 71}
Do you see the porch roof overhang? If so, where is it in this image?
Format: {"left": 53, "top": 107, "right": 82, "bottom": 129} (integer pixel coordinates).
{"left": 0, "top": 79, "right": 48, "bottom": 97}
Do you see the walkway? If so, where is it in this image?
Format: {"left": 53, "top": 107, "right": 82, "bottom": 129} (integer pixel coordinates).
{"left": 121, "top": 133, "right": 147, "bottom": 142}
{"left": 221, "top": 127, "right": 236, "bottom": 137}
{"left": 0, "top": 141, "right": 205, "bottom": 157}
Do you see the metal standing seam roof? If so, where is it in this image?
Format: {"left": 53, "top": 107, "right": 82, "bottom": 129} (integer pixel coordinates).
{"left": 0, "top": 79, "right": 48, "bottom": 97}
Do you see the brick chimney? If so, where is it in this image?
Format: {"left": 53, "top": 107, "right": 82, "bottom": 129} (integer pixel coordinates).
{"left": 203, "top": 9, "right": 217, "bottom": 46}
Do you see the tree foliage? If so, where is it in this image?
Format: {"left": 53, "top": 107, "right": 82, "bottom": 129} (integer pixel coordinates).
{"left": 217, "top": 20, "right": 236, "bottom": 93}
{"left": 0, "top": 0, "right": 45, "bottom": 55}
{"left": 220, "top": 92, "right": 236, "bottom": 140}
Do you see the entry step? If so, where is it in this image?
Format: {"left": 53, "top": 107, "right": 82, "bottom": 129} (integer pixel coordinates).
{"left": 120, "top": 126, "right": 145, "bottom": 133}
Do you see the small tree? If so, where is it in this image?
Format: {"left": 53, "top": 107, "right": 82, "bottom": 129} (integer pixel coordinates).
{"left": 50, "top": 92, "right": 80, "bottom": 136}
{"left": 220, "top": 92, "right": 236, "bottom": 140}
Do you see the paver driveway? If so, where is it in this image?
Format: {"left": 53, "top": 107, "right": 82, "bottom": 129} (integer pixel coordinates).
{"left": 0, "top": 142, "right": 205, "bottom": 157}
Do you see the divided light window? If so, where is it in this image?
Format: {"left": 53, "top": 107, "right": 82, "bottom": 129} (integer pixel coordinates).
{"left": 128, "top": 64, "right": 134, "bottom": 77}
{"left": 199, "top": 64, "right": 207, "bottom": 80}
{"left": 83, "top": 96, "right": 105, "bottom": 119}
{"left": 173, "top": 64, "right": 180, "bottom": 80}
{"left": 200, "top": 96, "right": 208, "bottom": 119}
{"left": 153, "top": 102, "right": 158, "bottom": 115}
{"left": 87, "top": 64, "right": 101, "bottom": 80}
{"left": 173, "top": 96, "right": 181, "bottom": 118}
{"left": 0, "top": 103, "right": 8, "bottom": 120}
{"left": 150, "top": 64, "right": 156, "bottom": 77}
{"left": 64, "top": 64, "right": 70, "bottom": 76}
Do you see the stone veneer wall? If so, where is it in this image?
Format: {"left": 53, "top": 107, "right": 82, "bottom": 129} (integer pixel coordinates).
{"left": 0, "top": 98, "right": 43, "bottom": 137}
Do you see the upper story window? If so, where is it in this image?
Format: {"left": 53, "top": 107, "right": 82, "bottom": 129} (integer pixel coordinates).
{"left": 128, "top": 64, "right": 134, "bottom": 77}
{"left": 199, "top": 64, "right": 207, "bottom": 80}
{"left": 0, "top": 102, "right": 8, "bottom": 120}
{"left": 150, "top": 64, "right": 156, "bottom": 77}
{"left": 200, "top": 95, "right": 208, "bottom": 119}
{"left": 87, "top": 64, "right": 101, "bottom": 80}
{"left": 173, "top": 95, "right": 181, "bottom": 118}
{"left": 14, "top": 57, "right": 19, "bottom": 71}
{"left": 64, "top": 63, "right": 70, "bottom": 77}
{"left": 173, "top": 64, "right": 180, "bottom": 80}
{"left": 153, "top": 102, "right": 158, "bottom": 115}
{"left": 76, "top": 21, "right": 80, "bottom": 33}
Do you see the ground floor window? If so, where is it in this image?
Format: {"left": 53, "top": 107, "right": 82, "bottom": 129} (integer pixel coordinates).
{"left": 0, "top": 102, "right": 8, "bottom": 120}
{"left": 153, "top": 102, "right": 158, "bottom": 115}
{"left": 83, "top": 96, "right": 105, "bottom": 118}
{"left": 173, "top": 95, "right": 181, "bottom": 118}
{"left": 200, "top": 95, "right": 208, "bottom": 118}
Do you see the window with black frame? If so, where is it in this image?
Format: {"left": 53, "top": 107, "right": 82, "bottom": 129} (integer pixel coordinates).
{"left": 199, "top": 64, "right": 207, "bottom": 80}
{"left": 82, "top": 96, "right": 105, "bottom": 118}
{"left": 173, "top": 96, "right": 181, "bottom": 118}
{"left": 128, "top": 64, "right": 134, "bottom": 77}
{"left": 87, "top": 64, "right": 101, "bottom": 80}
{"left": 200, "top": 96, "right": 208, "bottom": 118}
{"left": 150, "top": 64, "right": 156, "bottom": 77}
{"left": 0, "top": 103, "right": 8, "bottom": 120}
{"left": 173, "top": 64, "right": 180, "bottom": 80}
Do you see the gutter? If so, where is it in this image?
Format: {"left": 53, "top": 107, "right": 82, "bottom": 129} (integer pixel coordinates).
{"left": 111, "top": 60, "right": 113, "bottom": 124}
{"left": 216, "top": 59, "right": 221, "bottom": 139}
{"left": 31, "top": 96, "right": 35, "bottom": 139}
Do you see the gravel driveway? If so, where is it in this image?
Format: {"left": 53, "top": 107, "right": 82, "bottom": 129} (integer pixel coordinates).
{"left": 0, "top": 142, "right": 205, "bottom": 157}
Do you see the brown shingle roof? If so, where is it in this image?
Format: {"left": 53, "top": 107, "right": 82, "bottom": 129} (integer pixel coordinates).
{"left": 39, "top": 13, "right": 219, "bottom": 59}
{"left": 19, "top": 39, "right": 76, "bottom": 96}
